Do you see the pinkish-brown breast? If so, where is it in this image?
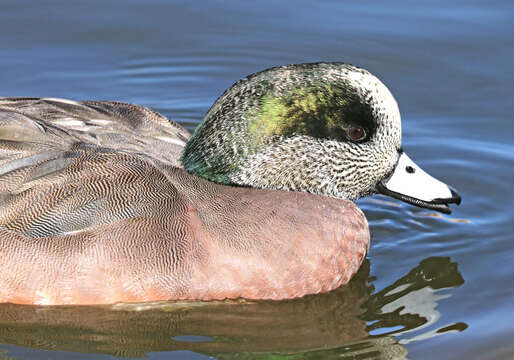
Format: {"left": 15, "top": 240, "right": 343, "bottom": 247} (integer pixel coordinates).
{"left": 0, "top": 157, "right": 369, "bottom": 305}
{"left": 183, "top": 182, "right": 370, "bottom": 301}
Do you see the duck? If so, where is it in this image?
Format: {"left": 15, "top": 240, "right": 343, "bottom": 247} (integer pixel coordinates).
{"left": 0, "top": 62, "right": 461, "bottom": 305}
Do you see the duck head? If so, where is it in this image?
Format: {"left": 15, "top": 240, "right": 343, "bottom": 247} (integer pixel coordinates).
{"left": 182, "top": 62, "right": 461, "bottom": 214}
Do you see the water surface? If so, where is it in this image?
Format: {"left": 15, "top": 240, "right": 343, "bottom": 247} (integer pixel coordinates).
{"left": 0, "top": 1, "right": 513, "bottom": 359}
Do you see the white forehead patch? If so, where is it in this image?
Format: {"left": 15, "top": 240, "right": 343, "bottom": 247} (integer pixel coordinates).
{"left": 326, "top": 65, "right": 402, "bottom": 146}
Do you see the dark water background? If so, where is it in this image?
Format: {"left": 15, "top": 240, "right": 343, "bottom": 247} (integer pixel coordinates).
{"left": 0, "top": 1, "right": 513, "bottom": 359}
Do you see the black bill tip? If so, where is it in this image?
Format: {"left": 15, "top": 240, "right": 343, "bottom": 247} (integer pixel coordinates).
{"left": 451, "top": 187, "right": 462, "bottom": 205}
{"left": 433, "top": 187, "right": 462, "bottom": 207}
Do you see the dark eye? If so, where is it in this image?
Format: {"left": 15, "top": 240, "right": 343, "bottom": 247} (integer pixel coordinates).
{"left": 347, "top": 126, "right": 366, "bottom": 141}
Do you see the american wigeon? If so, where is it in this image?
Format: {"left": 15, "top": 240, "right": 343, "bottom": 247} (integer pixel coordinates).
{"left": 0, "top": 63, "right": 460, "bottom": 305}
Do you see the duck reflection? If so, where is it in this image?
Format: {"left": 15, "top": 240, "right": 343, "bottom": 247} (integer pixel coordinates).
{"left": 362, "top": 257, "right": 466, "bottom": 344}
{"left": 0, "top": 257, "right": 465, "bottom": 359}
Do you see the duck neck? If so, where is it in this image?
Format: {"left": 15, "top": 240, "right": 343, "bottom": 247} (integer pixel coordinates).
{"left": 181, "top": 132, "right": 240, "bottom": 185}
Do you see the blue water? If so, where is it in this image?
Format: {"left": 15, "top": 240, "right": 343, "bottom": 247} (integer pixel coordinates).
{"left": 0, "top": 1, "right": 513, "bottom": 359}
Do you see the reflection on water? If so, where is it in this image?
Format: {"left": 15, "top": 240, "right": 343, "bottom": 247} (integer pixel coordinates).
{"left": 362, "top": 257, "right": 466, "bottom": 342}
{"left": 0, "top": 257, "right": 464, "bottom": 359}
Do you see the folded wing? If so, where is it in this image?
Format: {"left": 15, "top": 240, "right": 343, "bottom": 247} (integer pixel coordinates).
{"left": 0, "top": 98, "right": 191, "bottom": 238}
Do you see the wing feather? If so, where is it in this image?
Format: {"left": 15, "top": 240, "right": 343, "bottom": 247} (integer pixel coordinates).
{"left": 0, "top": 98, "right": 191, "bottom": 238}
